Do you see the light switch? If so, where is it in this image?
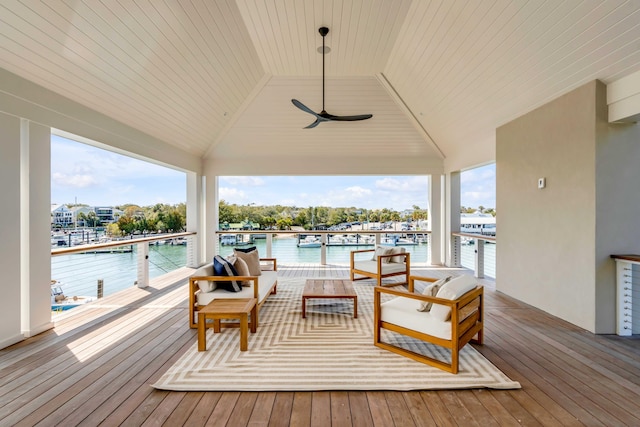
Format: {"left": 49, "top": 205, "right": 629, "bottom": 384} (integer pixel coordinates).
{"left": 538, "top": 178, "right": 546, "bottom": 189}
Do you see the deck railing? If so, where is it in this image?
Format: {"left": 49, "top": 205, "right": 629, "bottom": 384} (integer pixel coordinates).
{"left": 49, "top": 229, "right": 495, "bottom": 302}
{"left": 452, "top": 232, "right": 496, "bottom": 279}
{"left": 51, "top": 231, "right": 197, "bottom": 299}
{"left": 215, "top": 230, "right": 432, "bottom": 265}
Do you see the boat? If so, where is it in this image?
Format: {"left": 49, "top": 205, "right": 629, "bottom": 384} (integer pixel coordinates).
{"left": 297, "top": 235, "right": 321, "bottom": 248}
{"left": 380, "top": 236, "right": 418, "bottom": 246}
{"left": 460, "top": 213, "right": 496, "bottom": 236}
{"left": 51, "top": 280, "right": 96, "bottom": 311}
{"left": 220, "top": 235, "right": 238, "bottom": 245}
{"left": 220, "top": 234, "right": 253, "bottom": 246}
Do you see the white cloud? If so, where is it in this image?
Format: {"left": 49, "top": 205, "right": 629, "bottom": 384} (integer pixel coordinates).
{"left": 375, "top": 177, "right": 403, "bottom": 190}
{"left": 52, "top": 172, "right": 98, "bottom": 188}
{"left": 219, "top": 187, "right": 247, "bottom": 202}
{"left": 343, "top": 186, "right": 373, "bottom": 198}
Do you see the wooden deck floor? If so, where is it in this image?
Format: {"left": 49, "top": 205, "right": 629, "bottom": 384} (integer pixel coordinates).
{"left": 1, "top": 264, "right": 639, "bottom": 426}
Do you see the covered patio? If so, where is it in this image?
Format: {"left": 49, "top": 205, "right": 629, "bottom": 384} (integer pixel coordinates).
{"left": 1, "top": 265, "right": 639, "bottom": 425}
{"left": 1, "top": 1, "right": 640, "bottom": 424}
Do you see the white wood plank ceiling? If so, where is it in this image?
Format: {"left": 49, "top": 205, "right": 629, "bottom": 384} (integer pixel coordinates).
{"left": 1, "top": 0, "right": 639, "bottom": 170}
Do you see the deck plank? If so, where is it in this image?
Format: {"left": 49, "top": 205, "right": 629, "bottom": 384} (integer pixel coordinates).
{"left": 330, "top": 391, "right": 352, "bottom": 427}
{"left": 0, "top": 265, "right": 638, "bottom": 426}
{"left": 401, "top": 391, "right": 438, "bottom": 426}
{"left": 310, "top": 392, "right": 331, "bottom": 427}
{"left": 347, "top": 392, "right": 374, "bottom": 427}
{"left": 289, "top": 392, "right": 312, "bottom": 426}
{"left": 268, "top": 391, "right": 294, "bottom": 427}
{"left": 183, "top": 392, "right": 222, "bottom": 426}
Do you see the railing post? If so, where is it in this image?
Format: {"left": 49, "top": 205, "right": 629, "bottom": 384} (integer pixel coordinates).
{"left": 320, "top": 234, "right": 327, "bottom": 265}
{"left": 266, "top": 233, "right": 273, "bottom": 258}
{"left": 450, "top": 235, "right": 461, "bottom": 267}
{"left": 474, "top": 238, "right": 485, "bottom": 278}
{"left": 186, "top": 235, "right": 197, "bottom": 268}
{"left": 136, "top": 242, "right": 149, "bottom": 288}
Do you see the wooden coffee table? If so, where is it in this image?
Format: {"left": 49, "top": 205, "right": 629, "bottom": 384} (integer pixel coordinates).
{"left": 302, "top": 279, "right": 358, "bottom": 318}
{"left": 197, "top": 298, "right": 257, "bottom": 351}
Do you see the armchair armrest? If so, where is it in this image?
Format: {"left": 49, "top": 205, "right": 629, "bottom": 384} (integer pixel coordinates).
{"left": 408, "top": 275, "right": 438, "bottom": 292}
{"left": 351, "top": 248, "right": 375, "bottom": 254}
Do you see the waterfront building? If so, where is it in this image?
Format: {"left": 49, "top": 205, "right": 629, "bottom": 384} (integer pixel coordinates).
{"left": 93, "top": 206, "right": 123, "bottom": 224}
{"left": 50, "top": 205, "right": 123, "bottom": 228}
{"left": 50, "top": 204, "right": 73, "bottom": 227}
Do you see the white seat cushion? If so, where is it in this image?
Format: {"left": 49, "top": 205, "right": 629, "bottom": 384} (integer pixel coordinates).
{"left": 196, "top": 270, "right": 277, "bottom": 306}
{"left": 380, "top": 296, "right": 452, "bottom": 340}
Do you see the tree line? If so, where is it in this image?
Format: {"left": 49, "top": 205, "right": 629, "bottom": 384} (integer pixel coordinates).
{"left": 67, "top": 201, "right": 494, "bottom": 236}
{"left": 60, "top": 203, "right": 187, "bottom": 237}
{"left": 219, "top": 201, "right": 430, "bottom": 230}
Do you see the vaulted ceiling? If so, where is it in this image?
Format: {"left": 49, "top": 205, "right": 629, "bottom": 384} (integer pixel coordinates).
{"left": 1, "top": 0, "right": 639, "bottom": 172}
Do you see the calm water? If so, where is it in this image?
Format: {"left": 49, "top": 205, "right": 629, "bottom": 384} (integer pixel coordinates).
{"left": 51, "top": 243, "right": 188, "bottom": 298}
{"left": 51, "top": 237, "right": 494, "bottom": 299}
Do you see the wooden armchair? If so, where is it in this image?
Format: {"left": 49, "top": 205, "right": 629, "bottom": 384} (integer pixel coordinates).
{"left": 373, "top": 274, "right": 484, "bottom": 374}
{"left": 350, "top": 247, "right": 410, "bottom": 286}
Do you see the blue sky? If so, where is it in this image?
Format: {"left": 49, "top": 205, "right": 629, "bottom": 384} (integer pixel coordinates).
{"left": 51, "top": 135, "right": 186, "bottom": 207}
{"left": 51, "top": 136, "right": 495, "bottom": 210}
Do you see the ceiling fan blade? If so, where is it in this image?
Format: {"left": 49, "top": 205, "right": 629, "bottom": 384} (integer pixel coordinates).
{"left": 304, "top": 119, "right": 322, "bottom": 129}
{"left": 327, "top": 114, "right": 373, "bottom": 122}
{"left": 291, "top": 99, "right": 318, "bottom": 117}
{"left": 319, "top": 111, "right": 373, "bottom": 122}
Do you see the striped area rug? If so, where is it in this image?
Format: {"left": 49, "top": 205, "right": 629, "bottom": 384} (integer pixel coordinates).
{"left": 153, "top": 278, "right": 520, "bottom": 391}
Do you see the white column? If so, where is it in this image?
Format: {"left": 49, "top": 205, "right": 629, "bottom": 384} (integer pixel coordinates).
{"left": 186, "top": 171, "right": 202, "bottom": 267}
{"left": 445, "top": 171, "right": 461, "bottom": 267}
{"left": 202, "top": 169, "right": 219, "bottom": 263}
{"left": 0, "top": 113, "right": 23, "bottom": 349}
{"left": 21, "top": 120, "right": 54, "bottom": 337}
{"left": 428, "top": 174, "right": 444, "bottom": 265}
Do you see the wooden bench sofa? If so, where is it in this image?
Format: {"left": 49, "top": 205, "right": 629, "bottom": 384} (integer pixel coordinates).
{"left": 188, "top": 257, "right": 277, "bottom": 329}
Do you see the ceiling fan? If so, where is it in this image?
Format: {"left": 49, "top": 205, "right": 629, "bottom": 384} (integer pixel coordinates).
{"left": 291, "top": 27, "right": 373, "bottom": 129}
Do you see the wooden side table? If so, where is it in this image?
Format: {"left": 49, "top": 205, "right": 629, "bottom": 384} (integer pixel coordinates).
{"left": 197, "top": 298, "right": 257, "bottom": 351}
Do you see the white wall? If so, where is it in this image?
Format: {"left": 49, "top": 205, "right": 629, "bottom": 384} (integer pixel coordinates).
{"left": 497, "top": 81, "right": 598, "bottom": 332}
{"left": 497, "top": 80, "right": 640, "bottom": 333}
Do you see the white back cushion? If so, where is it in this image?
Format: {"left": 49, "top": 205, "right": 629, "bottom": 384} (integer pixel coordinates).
{"left": 430, "top": 275, "right": 477, "bottom": 321}
{"left": 388, "top": 247, "right": 406, "bottom": 263}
